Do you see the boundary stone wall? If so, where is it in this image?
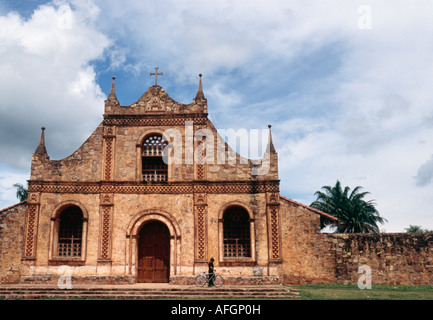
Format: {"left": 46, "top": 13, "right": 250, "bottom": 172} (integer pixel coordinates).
{"left": 325, "top": 232, "right": 433, "bottom": 285}
{"left": 0, "top": 202, "right": 27, "bottom": 284}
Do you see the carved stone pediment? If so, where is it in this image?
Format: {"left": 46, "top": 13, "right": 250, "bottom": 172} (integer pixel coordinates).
{"left": 104, "top": 72, "right": 208, "bottom": 115}
{"left": 130, "top": 86, "right": 180, "bottom": 113}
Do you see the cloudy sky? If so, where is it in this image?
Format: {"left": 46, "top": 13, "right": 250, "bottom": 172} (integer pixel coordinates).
{"left": 1, "top": 0, "right": 432, "bottom": 232}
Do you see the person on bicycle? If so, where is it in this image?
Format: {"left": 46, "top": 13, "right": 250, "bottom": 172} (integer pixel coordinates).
{"left": 208, "top": 258, "right": 215, "bottom": 287}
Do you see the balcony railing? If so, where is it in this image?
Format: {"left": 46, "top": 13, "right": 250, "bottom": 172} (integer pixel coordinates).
{"left": 58, "top": 241, "right": 81, "bottom": 257}
{"left": 142, "top": 147, "right": 165, "bottom": 157}
{"left": 223, "top": 238, "right": 250, "bottom": 258}
{"left": 142, "top": 172, "right": 167, "bottom": 182}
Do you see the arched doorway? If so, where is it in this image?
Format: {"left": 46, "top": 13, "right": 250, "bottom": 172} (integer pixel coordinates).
{"left": 137, "top": 220, "right": 170, "bottom": 283}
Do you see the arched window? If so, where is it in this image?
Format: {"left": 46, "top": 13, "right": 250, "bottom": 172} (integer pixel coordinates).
{"left": 57, "top": 206, "right": 83, "bottom": 257}
{"left": 142, "top": 134, "right": 168, "bottom": 182}
{"left": 223, "top": 206, "right": 251, "bottom": 258}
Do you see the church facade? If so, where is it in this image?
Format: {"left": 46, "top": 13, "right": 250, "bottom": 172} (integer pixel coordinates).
{"left": 2, "top": 72, "right": 432, "bottom": 286}
{"left": 2, "top": 73, "right": 333, "bottom": 284}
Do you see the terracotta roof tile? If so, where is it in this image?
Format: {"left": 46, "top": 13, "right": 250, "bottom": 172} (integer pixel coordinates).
{"left": 0, "top": 200, "right": 27, "bottom": 214}
{"left": 279, "top": 195, "right": 337, "bottom": 221}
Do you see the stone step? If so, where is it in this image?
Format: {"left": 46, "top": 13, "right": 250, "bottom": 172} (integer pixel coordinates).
{"left": 0, "top": 286, "right": 299, "bottom": 300}
{"left": 0, "top": 290, "right": 294, "bottom": 296}
{"left": 0, "top": 294, "right": 299, "bottom": 300}
{"left": 1, "top": 293, "right": 296, "bottom": 298}
{"left": 0, "top": 290, "right": 293, "bottom": 295}
{"left": 1, "top": 294, "right": 298, "bottom": 300}
{"left": 0, "top": 288, "right": 295, "bottom": 293}
{"left": 0, "top": 287, "right": 294, "bottom": 292}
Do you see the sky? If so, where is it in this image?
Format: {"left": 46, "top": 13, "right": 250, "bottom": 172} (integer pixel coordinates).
{"left": 0, "top": 0, "right": 432, "bottom": 232}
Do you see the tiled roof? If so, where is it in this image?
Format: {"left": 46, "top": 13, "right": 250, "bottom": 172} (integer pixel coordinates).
{"left": 279, "top": 195, "right": 338, "bottom": 221}
{"left": 0, "top": 200, "right": 27, "bottom": 214}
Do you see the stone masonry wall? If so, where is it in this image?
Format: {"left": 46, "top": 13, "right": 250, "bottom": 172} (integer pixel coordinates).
{"left": 279, "top": 196, "right": 433, "bottom": 286}
{"left": 30, "top": 124, "right": 104, "bottom": 182}
{"left": 0, "top": 202, "right": 27, "bottom": 283}
{"left": 279, "top": 198, "right": 336, "bottom": 284}
{"left": 325, "top": 232, "right": 433, "bottom": 285}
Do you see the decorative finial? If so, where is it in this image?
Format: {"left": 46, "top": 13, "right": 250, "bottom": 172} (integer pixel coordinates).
{"left": 267, "top": 124, "right": 276, "bottom": 154}
{"left": 195, "top": 73, "right": 205, "bottom": 100}
{"left": 35, "top": 126, "right": 48, "bottom": 156}
{"left": 111, "top": 76, "right": 115, "bottom": 91}
{"left": 107, "top": 76, "right": 117, "bottom": 100}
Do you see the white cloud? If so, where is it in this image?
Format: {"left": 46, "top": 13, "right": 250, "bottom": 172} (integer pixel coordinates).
{"left": 0, "top": 1, "right": 109, "bottom": 167}
{"left": 0, "top": 1, "right": 110, "bottom": 209}
{"left": 415, "top": 155, "right": 433, "bottom": 187}
{"left": 93, "top": 0, "right": 356, "bottom": 80}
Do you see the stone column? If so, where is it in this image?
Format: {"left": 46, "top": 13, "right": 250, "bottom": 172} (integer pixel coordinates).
{"left": 267, "top": 192, "right": 282, "bottom": 263}
{"left": 98, "top": 193, "right": 114, "bottom": 270}
{"left": 194, "top": 192, "right": 208, "bottom": 264}
{"left": 102, "top": 126, "right": 116, "bottom": 181}
{"left": 22, "top": 192, "right": 41, "bottom": 260}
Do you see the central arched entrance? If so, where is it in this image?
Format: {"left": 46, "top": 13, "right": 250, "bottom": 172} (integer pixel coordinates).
{"left": 137, "top": 221, "right": 170, "bottom": 283}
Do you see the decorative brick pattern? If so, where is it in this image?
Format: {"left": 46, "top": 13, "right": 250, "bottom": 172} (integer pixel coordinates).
{"left": 196, "top": 135, "right": 206, "bottom": 180}
{"left": 104, "top": 137, "right": 114, "bottom": 181}
{"left": 27, "top": 193, "right": 40, "bottom": 205}
{"left": 27, "top": 181, "right": 279, "bottom": 195}
{"left": 194, "top": 191, "right": 208, "bottom": 262}
{"left": 103, "top": 116, "right": 207, "bottom": 127}
{"left": 99, "top": 205, "right": 112, "bottom": 260}
{"left": 24, "top": 204, "right": 38, "bottom": 258}
{"left": 269, "top": 205, "right": 281, "bottom": 260}
{"left": 100, "top": 193, "right": 113, "bottom": 206}
{"left": 196, "top": 206, "right": 206, "bottom": 260}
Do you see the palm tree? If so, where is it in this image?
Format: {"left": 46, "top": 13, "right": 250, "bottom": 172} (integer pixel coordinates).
{"left": 310, "top": 180, "right": 387, "bottom": 233}
{"left": 13, "top": 183, "right": 28, "bottom": 202}
{"left": 405, "top": 225, "right": 432, "bottom": 233}
{"left": 405, "top": 225, "right": 423, "bottom": 233}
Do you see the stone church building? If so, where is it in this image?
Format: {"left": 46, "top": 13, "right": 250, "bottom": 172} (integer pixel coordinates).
{"left": 1, "top": 73, "right": 432, "bottom": 286}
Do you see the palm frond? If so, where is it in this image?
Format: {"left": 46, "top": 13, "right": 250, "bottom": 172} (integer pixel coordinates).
{"left": 311, "top": 180, "right": 386, "bottom": 233}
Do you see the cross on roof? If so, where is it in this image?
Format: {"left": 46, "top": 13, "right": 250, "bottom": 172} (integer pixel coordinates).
{"left": 150, "top": 67, "right": 163, "bottom": 86}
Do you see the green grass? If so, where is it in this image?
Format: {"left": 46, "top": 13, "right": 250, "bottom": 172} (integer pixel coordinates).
{"left": 291, "top": 283, "right": 433, "bottom": 300}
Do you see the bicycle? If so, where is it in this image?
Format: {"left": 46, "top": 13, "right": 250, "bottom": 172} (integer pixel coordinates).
{"left": 195, "top": 271, "right": 224, "bottom": 287}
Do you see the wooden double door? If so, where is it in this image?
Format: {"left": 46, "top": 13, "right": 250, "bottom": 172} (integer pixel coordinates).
{"left": 137, "top": 221, "right": 170, "bottom": 283}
